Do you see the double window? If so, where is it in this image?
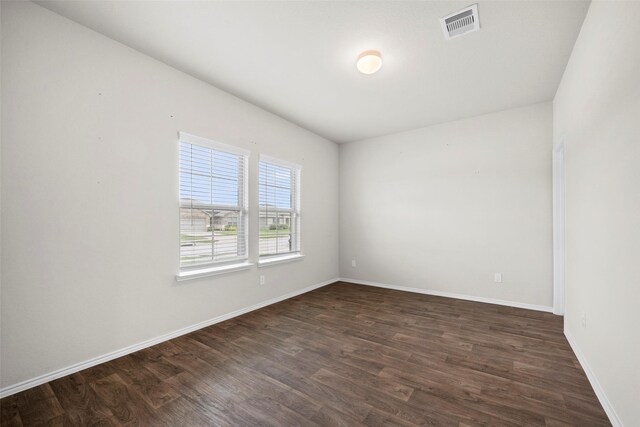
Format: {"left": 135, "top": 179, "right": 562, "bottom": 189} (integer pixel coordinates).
{"left": 178, "top": 133, "right": 248, "bottom": 270}
{"left": 178, "top": 133, "right": 301, "bottom": 276}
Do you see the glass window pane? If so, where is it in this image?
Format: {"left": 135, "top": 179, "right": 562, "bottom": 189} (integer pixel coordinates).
{"left": 179, "top": 139, "right": 246, "bottom": 268}
{"left": 212, "top": 210, "right": 243, "bottom": 262}
{"left": 180, "top": 207, "right": 213, "bottom": 267}
{"left": 259, "top": 159, "right": 299, "bottom": 257}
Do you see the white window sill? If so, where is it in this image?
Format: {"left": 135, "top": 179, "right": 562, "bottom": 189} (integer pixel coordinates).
{"left": 258, "top": 253, "right": 305, "bottom": 268}
{"left": 176, "top": 262, "right": 253, "bottom": 281}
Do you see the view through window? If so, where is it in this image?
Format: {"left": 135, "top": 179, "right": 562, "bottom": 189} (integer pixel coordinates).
{"left": 179, "top": 136, "right": 247, "bottom": 268}
{"left": 259, "top": 159, "right": 300, "bottom": 257}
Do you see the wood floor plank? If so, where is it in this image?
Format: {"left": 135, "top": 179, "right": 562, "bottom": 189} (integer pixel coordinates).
{"left": 109, "top": 357, "right": 180, "bottom": 410}
{"left": 215, "top": 359, "right": 322, "bottom": 420}
{"left": 309, "top": 368, "right": 459, "bottom": 426}
{"left": 250, "top": 357, "right": 375, "bottom": 421}
{"left": 90, "top": 373, "right": 161, "bottom": 425}
{"left": 0, "top": 394, "right": 23, "bottom": 427}
{"left": 12, "top": 384, "right": 64, "bottom": 426}
{"left": 48, "top": 373, "right": 114, "bottom": 425}
{"left": 152, "top": 396, "right": 223, "bottom": 426}
{"left": 311, "top": 405, "right": 366, "bottom": 427}
{"left": 1, "top": 282, "right": 611, "bottom": 426}
{"left": 162, "top": 371, "right": 243, "bottom": 425}
{"left": 132, "top": 347, "right": 184, "bottom": 381}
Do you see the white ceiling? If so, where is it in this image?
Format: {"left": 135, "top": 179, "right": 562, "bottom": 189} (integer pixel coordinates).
{"left": 37, "top": 1, "right": 590, "bottom": 143}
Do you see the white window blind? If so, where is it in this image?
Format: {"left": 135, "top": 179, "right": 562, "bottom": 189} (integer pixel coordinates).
{"left": 179, "top": 133, "right": 248, "bottom": 269}
{"left": 259, "top": 157, "right": 301, "bottom": 257}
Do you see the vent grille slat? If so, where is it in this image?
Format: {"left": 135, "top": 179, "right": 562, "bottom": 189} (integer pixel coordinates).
{"left": 446, "top": 15, "right": 475, "bottom": 32}
{"left": 440, "top": 4, "right": 480, "bottom": 40}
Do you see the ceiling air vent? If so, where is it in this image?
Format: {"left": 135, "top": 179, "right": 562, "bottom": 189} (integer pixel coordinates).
{"left": 440, "top": 4, "right": 480, "bottom": 40}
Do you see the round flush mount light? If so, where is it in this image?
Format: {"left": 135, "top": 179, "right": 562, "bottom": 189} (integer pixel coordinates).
{"left": 356, "top": 50, "right": 382, "bottom": 75}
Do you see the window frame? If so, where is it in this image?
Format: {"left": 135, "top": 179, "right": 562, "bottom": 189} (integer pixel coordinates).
{"left": 258, "top": 155, "right": 302, "bottom": 261}
{"left": 177, "top": 132, "right": 250, "bottom": 273}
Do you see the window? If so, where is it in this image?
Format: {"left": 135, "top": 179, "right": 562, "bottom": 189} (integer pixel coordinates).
{"left": 179, "top": 133, "right": 248, "bottom": 270}
{"left": 259, "top": 157, "right": 301, "bottom": 258}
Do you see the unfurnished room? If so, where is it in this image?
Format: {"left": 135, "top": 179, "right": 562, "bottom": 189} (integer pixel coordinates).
{"left": 1, "top": 0, "right": 639, "bottom": 426}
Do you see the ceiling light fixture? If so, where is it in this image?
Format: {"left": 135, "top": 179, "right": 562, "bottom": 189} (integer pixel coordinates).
{"left": 356, "top": 50, "right": 382, "bottom": 75}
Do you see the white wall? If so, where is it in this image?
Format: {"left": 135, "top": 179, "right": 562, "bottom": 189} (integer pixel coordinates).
{"left": 0, "top": 1, "right": 338, "bottom": 391}
{"left": 554, "top": 2, "right": 640, "bottom": 425}
{"left": 340, "top": 103, "right": 553, "bottom": 308}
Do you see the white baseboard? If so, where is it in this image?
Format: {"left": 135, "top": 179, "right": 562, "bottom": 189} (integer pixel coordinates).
{"left": 564, "top": 327, "right": 622, "bottom": 427}
{"left": 0, "top": 277, "right": 338, "bottom": 399}
{"left": 339, "top": 277, "right": 554, "bottom": 313}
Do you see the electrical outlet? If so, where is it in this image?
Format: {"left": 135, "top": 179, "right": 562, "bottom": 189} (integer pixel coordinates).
{"left": 351, "top": 260, "right": 357, "bottom": 268}
{"left": 259, "top": 275, "right": 265, "bottom": 285}
{"left": 494, "top": 273, "right": 502, "bottom": 283}
{"left": 581, "top": 312, "right": 587, "bottom": 328}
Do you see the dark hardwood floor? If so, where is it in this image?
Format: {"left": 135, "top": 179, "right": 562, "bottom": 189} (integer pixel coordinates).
{"left": 1, "top": 282, "right": 610, "bottom": 426}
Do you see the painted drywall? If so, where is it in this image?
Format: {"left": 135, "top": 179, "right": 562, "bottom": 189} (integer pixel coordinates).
{"left": 340, "top": 103, "right": 553, "bottom": 308}
{"left": 0, "top": 1, "right": 338, "bottom": 390}
{"left": 554, "top": 2, "right": 640, "bottom": 425}
{"left": 35, "top": 1, "right": 590, "bottom": 144}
